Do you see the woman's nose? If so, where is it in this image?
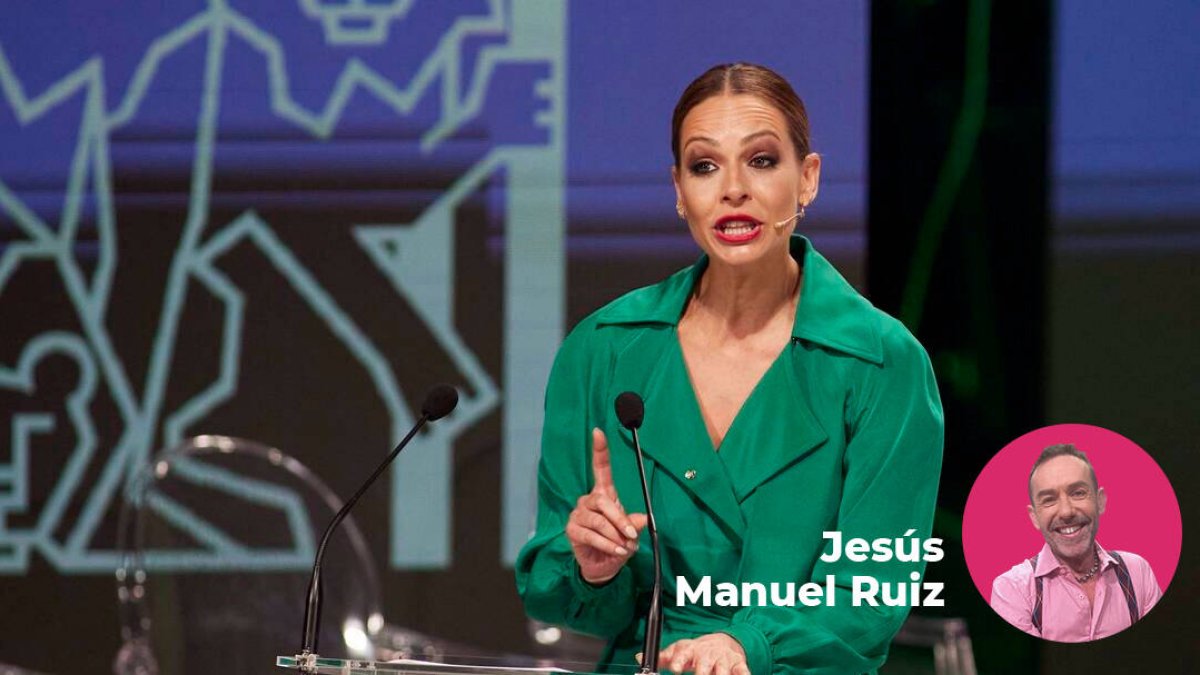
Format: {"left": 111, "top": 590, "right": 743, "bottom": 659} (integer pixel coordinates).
{"left": 722, "top": 166, "right": 749, "bottom": 204}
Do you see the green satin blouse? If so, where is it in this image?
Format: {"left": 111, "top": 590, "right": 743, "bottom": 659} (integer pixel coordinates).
{"left": 516, "top": 236, "right": 944, "bottom": 674}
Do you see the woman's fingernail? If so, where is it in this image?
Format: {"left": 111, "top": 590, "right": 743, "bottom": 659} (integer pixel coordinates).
{"left": 615, "top": 546, "right": 628, "bottom": 556}
{"left": 624, "top": 526, "right": 638, "bottom": 538}
{"left": 627, "top": 538, "right": 638, "bottom": 548}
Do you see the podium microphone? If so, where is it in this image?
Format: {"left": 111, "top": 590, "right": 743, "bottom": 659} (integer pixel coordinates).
{"left": 299, "top": 384, "right": 459, "bottom": 663}
{"left": 615, "top": 391, "right": 662, "bottom": 675}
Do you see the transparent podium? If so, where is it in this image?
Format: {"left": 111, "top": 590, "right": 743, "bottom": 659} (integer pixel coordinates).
{"left": 276, "top": 655, "right": 599, "bottom": 674}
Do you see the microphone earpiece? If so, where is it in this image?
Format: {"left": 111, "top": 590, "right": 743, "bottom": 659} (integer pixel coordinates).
{"left": 774, "top": 205, "right": 807, "bottom": 229}
{"left": 773, "top": 213, "right": 800, "bottom": 229}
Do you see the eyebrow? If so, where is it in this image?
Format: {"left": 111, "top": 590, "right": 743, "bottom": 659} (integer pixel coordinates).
{"left": 682, "top": 129, "right": 783, "bottom": 153}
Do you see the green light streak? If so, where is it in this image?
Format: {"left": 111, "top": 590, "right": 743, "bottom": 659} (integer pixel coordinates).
{"left": 900, "top": 0, "right": 992, "bottom": 331}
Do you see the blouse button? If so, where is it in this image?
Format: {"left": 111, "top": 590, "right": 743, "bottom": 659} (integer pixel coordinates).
{"left": 684, "top": 469, "right": 697, "bottom": 480}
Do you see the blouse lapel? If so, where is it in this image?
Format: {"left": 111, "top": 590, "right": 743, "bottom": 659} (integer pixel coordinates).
{"left": 717, "top": 349, "right": 829, "bottom": 501}
{"left": 609, "top": 329, "right": 747, "bottom": 544}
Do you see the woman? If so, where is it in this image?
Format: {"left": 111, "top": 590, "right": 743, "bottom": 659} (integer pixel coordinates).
{"left": 516, "top": 63, "right": 943, "bottom": 675}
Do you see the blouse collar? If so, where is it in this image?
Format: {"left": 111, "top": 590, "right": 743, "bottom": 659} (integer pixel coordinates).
{"left": 595, "top": 234, "right": 885, "bottom": 365}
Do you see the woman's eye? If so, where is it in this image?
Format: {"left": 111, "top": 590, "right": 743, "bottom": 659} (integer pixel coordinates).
{"left": 689, "top": 160, "right": 717, "bottom": 175}
{"left": 749, "top": 154, "right": 778, "bottom": 169}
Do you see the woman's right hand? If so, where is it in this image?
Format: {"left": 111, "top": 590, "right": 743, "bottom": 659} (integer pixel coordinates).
{"left": 566, "top": 428, "right": 648, "bottom": 585}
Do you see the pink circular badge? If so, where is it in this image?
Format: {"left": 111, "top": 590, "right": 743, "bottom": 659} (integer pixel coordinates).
{"left": 962, "top": 423, "right": 1181, "bottom": 606}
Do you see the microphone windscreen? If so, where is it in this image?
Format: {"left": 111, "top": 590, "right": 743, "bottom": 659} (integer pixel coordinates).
{"left": 615, "top": 391, "right": 645, "bottom": 430}
{"left": 422, "top": 384, "right": 459, "bottom": 421}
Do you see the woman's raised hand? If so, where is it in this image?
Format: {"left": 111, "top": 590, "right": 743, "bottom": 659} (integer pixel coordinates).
{"left": 566, "top": 428, "right": 648, "bottom": 584}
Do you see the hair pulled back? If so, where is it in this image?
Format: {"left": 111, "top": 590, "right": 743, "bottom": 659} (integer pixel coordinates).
{"left": 671, "top": 63, "right": 812, "bottom": 167}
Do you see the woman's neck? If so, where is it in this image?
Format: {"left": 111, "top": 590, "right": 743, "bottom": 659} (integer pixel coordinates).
{"left": 688, "top": 251, "right": 801, "bottom": 339}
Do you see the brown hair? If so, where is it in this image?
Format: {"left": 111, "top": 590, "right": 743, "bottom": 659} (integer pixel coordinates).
{"left": 1028, "top": 443, "right": 1098, "bottom": 503}
{"left": 671, "top": 63, "right": 812, "bottom": 167}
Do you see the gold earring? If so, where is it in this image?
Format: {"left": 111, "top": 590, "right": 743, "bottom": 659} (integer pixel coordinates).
{"left": 676, "top": 202, "right": 686, "bottom": 220}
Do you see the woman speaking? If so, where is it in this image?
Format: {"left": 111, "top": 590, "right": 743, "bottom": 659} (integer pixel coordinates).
{"left": 516, "top": 63, "right": 943, "bottom": 675}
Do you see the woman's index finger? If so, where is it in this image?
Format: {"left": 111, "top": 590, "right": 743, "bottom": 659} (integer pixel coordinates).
{"left": 590, "top": 427, "right": 617, "bottom": 497}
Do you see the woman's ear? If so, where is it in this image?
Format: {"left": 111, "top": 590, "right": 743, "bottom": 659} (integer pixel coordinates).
{"left": 671, "top": 164, "right": 685, "bottom": 217}
{"left": 799, "top": 152, "right": 822, "bottom": 206}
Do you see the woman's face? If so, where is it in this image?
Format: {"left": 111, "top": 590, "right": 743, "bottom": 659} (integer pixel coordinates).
{"left": 673, "top": 93, "right": 820, "bottom": 269}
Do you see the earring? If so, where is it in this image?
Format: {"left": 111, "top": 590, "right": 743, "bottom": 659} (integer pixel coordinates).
{"left": 676, "top": 201, "right": 686, "bottom": 220}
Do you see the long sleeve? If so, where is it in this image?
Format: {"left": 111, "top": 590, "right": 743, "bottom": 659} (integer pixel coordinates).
{"left": 721, "top": 321, "right": 945, "bottom": 674}
{"left": 514, "top": 321, "right": 641, "bottom": 638}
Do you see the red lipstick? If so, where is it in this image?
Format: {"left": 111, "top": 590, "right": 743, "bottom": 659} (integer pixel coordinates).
{"left": 713, "top": 214, "right": 763, "bottom": 244}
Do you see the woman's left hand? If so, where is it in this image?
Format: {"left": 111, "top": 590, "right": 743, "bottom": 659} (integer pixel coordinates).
{"left": 658, "top": 633, "right": 749, "bottom": 675}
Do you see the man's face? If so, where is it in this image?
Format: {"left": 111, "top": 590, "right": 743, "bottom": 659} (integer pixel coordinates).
{"left": 1027, "top": 455, "right": 1106, "bottom": 565}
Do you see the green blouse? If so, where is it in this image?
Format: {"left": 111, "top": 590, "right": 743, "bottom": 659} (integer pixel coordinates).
{"left": 515, "top": 236, "right": 943, "bottom": 674}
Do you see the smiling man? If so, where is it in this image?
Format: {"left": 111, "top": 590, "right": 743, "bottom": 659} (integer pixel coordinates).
{"left": 990, "top": 444, "right": 1162, "bottom": 641}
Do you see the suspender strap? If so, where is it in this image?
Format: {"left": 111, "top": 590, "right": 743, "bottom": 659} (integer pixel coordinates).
{"left": 1028, "top": 555, "right": 1043, "bottom": 634}
{"left": 1030, "top": 550, "right": 1141, "bottom": 635}
{"left": 1108, "top": 551, "right": 1141, "bottom": 626}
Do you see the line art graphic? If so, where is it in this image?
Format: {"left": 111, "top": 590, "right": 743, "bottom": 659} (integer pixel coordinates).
{"left": 0, "top": 0, "right": 564, "bottom": 573}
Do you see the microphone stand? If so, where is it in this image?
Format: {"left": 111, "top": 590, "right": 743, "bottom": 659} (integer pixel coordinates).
{"left": 298, "top": 414, "right": 431, "bottom": 665}
{"left": 629, "top": 426, "right": 662, "bottom": 675}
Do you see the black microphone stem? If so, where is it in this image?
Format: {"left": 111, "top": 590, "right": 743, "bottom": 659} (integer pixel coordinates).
{"left": 300, "top": 413, "right": 431, "bottom": 656}
{"left": 630, "top": 427, "right": 663, "bottom": 674}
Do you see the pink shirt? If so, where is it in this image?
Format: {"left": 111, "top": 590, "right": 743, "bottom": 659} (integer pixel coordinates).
{"left": 990, "top": 542, "right": 1161, "bottom": 642}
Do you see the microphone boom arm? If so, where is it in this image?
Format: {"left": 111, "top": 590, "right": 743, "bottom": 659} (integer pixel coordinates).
{"left": 299, "top": 413, "right": 431, "bottom": 658}
{"left": 630, "top": 427, "right": 663, "bottom": 674}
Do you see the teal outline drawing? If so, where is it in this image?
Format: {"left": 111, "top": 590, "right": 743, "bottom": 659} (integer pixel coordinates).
{"left": 0, "top": 0, "right": 564, "bottom": 572}
{"left": 299, "top": 0, "right": 416, "bottom": 46}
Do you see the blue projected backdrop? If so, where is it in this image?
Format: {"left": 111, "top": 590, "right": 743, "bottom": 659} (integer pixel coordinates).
{"left": 0, "top": 0, "right": 866, "bottom": 584}
{"left": 1053, "top": 0, "right": 1200, "bottom": 235}
{"left": 0, "top": 0, "right": 566, "bottom": 574}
